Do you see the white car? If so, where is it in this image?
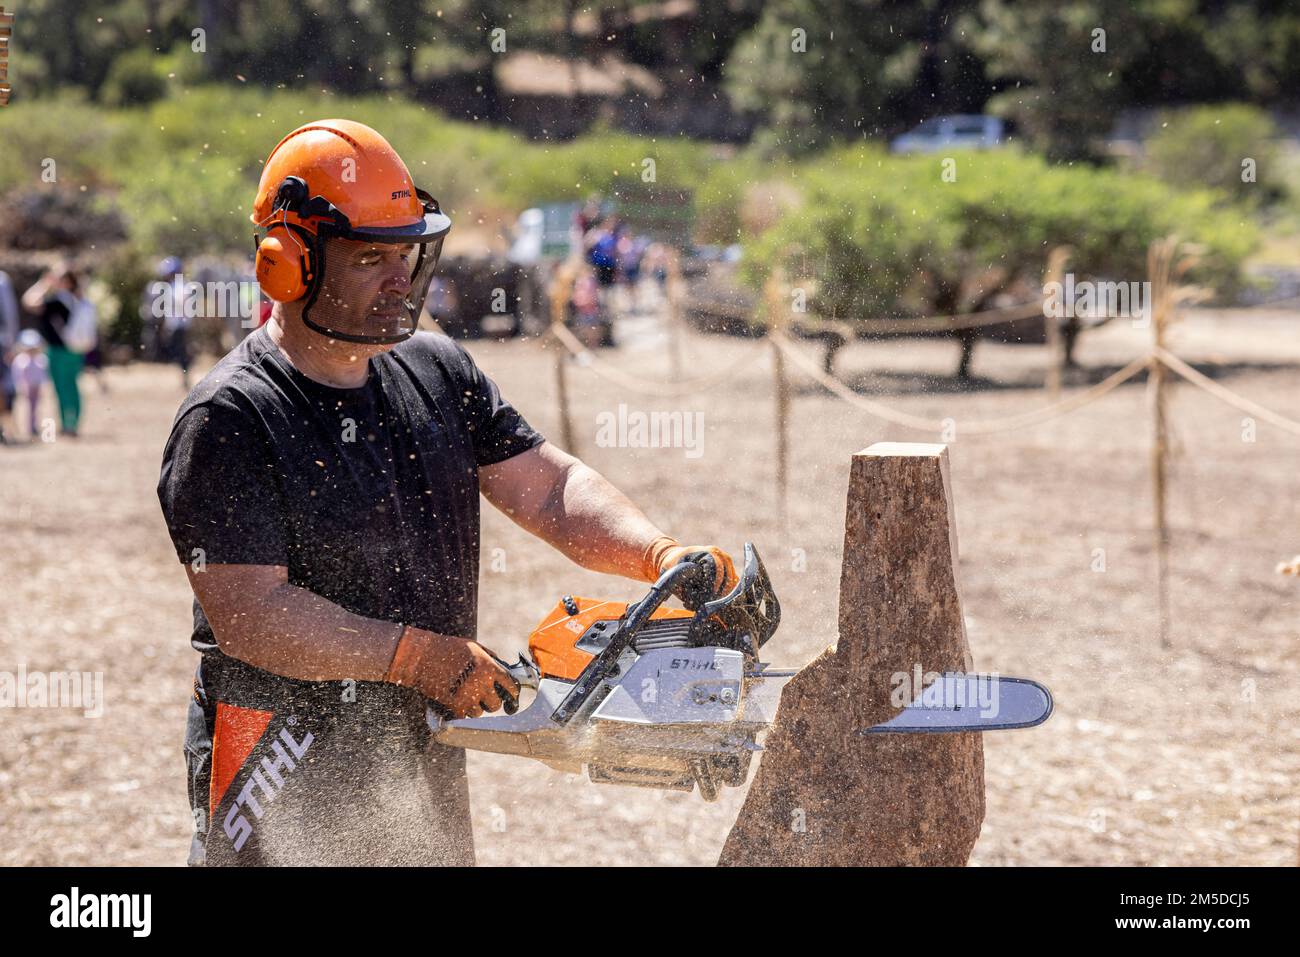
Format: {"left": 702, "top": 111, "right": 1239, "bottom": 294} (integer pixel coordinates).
{"left": 890, "top": 115, "right": 1006, "bottom": 154}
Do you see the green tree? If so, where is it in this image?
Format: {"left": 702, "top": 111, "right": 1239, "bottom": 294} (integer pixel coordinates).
{"left": 1194, "top": 1, "right": 1300, "bottom": 103}
{"left": 966, "top": 0, "right": 1148, "bottom": 162}
{"left": 724, "top": 0, "right": 985, "bottom": 156}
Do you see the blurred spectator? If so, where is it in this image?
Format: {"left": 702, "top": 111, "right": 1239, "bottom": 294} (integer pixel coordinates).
{"left": 616, "top": 233, "right": 649, "bottom": 314}
{"left": 9, "top": 330, "right": 49, "bottom": 440}
{"left": 145, "top": 256, "right": 192, "bottom": 390}
{"left": 0, "top": 269, "right": 18, "bottom": 444}
{"left": 81, "top": 340, "right": 110, "bottom": 395}
{"left": 142, "top": 256, "right": 179, "bottom": 351}
{"left": 22, "top": 266, "right": 91, "bottom": 438}
{"left": 586, "top": 217, "right": 621, "bottom": 290}
{"left": 571, "top": 267, "right": 604, "bottom": 349}
{"left": 422, "top": 275, "right": 459, "bottom": 330}
{"left": 644, "top": 242, "right": 671, "bottom": 309}
{"left": 574, "top": 196, "right": 603, "bottom": 239}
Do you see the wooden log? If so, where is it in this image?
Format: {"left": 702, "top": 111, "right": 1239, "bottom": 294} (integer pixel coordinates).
{"left": 718, "top": 442, "right": 985, "bottom": 866}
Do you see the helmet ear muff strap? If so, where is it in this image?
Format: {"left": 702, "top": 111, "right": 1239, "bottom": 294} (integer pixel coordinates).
{"left": 255, "top": 220, "right": 318, "bottom": 302}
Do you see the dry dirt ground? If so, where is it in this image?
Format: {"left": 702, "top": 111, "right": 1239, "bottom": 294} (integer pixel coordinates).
{"left": 1, "top": 306, "right": 1298, "bottom": 866}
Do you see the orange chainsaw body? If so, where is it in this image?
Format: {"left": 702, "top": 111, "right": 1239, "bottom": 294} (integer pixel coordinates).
{"left": 527, "top": 596, "right": 695, "bottom": 682}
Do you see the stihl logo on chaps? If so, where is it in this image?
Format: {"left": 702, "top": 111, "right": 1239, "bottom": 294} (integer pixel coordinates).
{"left": 223, "top": 722, "right": 314, "bottom": 852}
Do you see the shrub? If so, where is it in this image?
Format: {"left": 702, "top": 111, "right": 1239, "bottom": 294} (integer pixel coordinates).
{"left": 1144, "top": 104, "right": 1286, "bottom": 208}
{"left": 497, "top": 128, "right": 715, "bottom": 211}
{"left": 745, "top": 145, "right": 1258, "bottom": 325}
{"left": 117, "top": 153, "right": 251, "bottom": 259}
{"left": 0, "top": 86, "right": 1264, "bottom": 338}
{"left": 0, "top": 93, "right": 126, "bottom": 194}
{"left": 693, "top": 153, "right": 802, "bottom": 245}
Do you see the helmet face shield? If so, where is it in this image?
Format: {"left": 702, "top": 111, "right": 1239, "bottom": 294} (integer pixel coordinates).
{"left": 282, "top": 188, "right": 451, "bottom": 345}
{"left": 303, "top": 233, "right": 445, "bottom": 344}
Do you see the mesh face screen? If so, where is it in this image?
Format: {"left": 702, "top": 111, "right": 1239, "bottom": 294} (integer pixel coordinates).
{"left": 302, "top": 235, "right": 444, "bottom": 343}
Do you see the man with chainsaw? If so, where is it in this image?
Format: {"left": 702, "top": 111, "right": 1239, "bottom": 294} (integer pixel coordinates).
{"left": 156, "top": 120, "right": 737, "bottom": 866}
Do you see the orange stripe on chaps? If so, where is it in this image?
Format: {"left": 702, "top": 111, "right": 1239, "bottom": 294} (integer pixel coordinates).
{"left": 210, "top": 702, "right": 274, "bottom": 820}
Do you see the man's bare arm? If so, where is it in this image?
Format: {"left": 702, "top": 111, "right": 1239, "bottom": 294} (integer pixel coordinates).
{"left": 475, "top": 439, "right": 744, "bottom": 595}
{"left": 478, "top": 441, "right": 670, "bottom": 581}
{"left": 21, "top": 273, "right": 52, "bottom": 312}
{"left": 184, "top": 563, "right": 517, "bottom": 716}
{"left": 185, "top": 563, "right": 404, "bottom": 682}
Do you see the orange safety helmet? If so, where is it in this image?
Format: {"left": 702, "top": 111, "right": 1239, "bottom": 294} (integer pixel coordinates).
{"left": 250, "top": 119, "right": 451, "bottom": 344}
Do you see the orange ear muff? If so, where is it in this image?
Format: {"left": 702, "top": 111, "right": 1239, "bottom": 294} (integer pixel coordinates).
{"left": 255, "top": 223, "right": 315, "bottom": 302}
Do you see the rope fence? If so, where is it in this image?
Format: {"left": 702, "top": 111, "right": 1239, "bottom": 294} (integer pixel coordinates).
{"left": 546, "top": 263, "right": 1300, "bottom": 445}
{"left": 542, "top": 236, "right": 1300, "bottom": 647}
{"left": 1152, "top": 346, "right": 1300, "bottom": 436}
{"left": 771, "top": 331, "right": 1154, "bottom": 435}
{"left": 549, "top": 318, "right": 768, "bottom": 397}
{"left": 812, "top": 301, "right": 1046, "bottom": 336}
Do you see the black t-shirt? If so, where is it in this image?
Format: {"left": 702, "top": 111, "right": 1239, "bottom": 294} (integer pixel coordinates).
{"left": 164, "top": 326, "right": 538, "bottom": 594}
{"left": 157, "top": 327, "right": 544, "bottom": 864}
{"left": 159, "top": 325, "right": 543, "bottom": 670}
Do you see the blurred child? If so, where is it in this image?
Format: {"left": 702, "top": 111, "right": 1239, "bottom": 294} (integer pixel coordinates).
{"left": 10, "top": 330, "right": 48, "bottom": 439}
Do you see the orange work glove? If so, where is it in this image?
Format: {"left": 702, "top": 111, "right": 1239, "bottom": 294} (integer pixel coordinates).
{"left": 386, "top": 626, "right": 521, "bottom": 719}
{"left": 641, "top": 535, "right": 740, "bottom": 599}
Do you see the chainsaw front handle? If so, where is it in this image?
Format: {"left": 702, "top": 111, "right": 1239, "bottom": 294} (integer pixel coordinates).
{"left": 674, "top": 551, "right": 719, "bottom": 611}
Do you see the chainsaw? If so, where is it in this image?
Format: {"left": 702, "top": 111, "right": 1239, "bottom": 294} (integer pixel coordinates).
{"left": 429, "top": 543, "right": 1053, "bottom": 801}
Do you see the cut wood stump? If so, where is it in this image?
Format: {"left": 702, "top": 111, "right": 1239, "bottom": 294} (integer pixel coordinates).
{"left": 719, "top": 442, "right": 985, "bottom": 866}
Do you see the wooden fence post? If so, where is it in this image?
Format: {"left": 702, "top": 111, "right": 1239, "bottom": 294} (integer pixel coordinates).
{"left": 719, "top": 442, "right": 985, "bottom": 865}
{"left": 1144, "top": 236, "right": 1213, "bottom": 649}
{"left": 766, "top": 268, "right": 790, "bottom": 533}
{"left": 550, "top": 263, "right": 578, "bottom": 456}
{"left": 0, "top": 6, "right": 10, "bottom": 106}
{"left": 666, "top": 249, "right": 684, "bottom": 382}
{"left": 1043, "top": 246, "right": 1071, "bottom": 400}
{"left": 1147, "top": 240, "right": 1173, "bottom": 649}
